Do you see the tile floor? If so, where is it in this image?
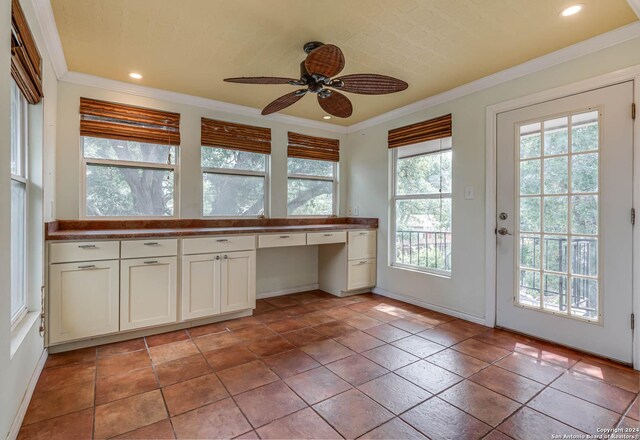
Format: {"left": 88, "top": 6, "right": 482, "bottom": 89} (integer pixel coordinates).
{"left": 19, "top": 290, "right": 640, "bottom": 439}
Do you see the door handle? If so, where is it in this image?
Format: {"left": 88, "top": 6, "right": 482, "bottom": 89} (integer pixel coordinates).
{"left": 497, "top": 227, "right": 513, "bottom": 236}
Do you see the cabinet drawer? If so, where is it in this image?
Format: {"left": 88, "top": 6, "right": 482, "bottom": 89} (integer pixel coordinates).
{"left": 183, "top": 235, "right": 256, "bottom": 255}
{"left": 258, "top": 233, "right": 306, "bottom": 249}
{"left": 347, "top": 258, "right": 377, "bottom": 291}
{"left": 348, "top": 230, "right": 377, "bottom": 260}
{"left": 307, "top": 231, "right": 347, "bottom": 245}
{"left": 50, "top": 241, "right": 120, "bottom": 263}
{"left": 121, "top": 239, "right": 177, "bottom": 259}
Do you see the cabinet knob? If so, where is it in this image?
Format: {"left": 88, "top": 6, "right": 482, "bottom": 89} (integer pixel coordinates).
{"left": 215, "top": 255, "right": 220, "bottom": 260}
{"left": 223, "top": 255, "right": 228, "bottom": 260}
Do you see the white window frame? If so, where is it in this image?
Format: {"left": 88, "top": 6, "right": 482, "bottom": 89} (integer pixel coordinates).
{"left": 287, "top": 159, "right": 338, "bottom": 217}
{"left": 80, "top": 137, "right": 180, "bottom": 219}
{"left": 201, "top": 147, "right": 270, "bottom": 218}
{"left": 390, "top": 138, "right": 452, "bottom": 277}
{"left": 10, "top": 80, "right": 29, "bottom": 328}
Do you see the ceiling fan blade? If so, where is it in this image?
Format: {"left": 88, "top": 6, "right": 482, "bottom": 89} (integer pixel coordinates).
{"left": 332, "top": 74, "right": 408, "bottom": 95}
{"left": 305, "top": 44, "right": 345, "bottom": 78}
{"left": 318, "top": 90, "right": 352, "bottom": 118}
{"left": 225, "top": 76, "right": 299, "bottom": 85}
{"left": 262, "top": 90, "right": 306, "bottom": 115}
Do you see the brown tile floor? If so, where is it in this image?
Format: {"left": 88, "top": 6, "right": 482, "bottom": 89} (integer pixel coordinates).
{"left": 19, "top": 290, "right": 640, "bottom": 440}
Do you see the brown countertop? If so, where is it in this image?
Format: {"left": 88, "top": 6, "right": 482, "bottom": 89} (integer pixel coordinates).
{"left": 46, "top": 218, "right": 378, "bottom": 241}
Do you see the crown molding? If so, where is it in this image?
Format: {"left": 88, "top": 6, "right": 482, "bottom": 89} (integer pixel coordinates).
{"left": 628, "top": 0, "right": 640, "bottom": 18}
{"left": 60, "top": 72, "right": 349, "bottom": 134}
{"left": 28, "top": 0, "right": 68, "bottom": 79}
{"left": 346, "top": 21, "right": 640, "bottom": 133}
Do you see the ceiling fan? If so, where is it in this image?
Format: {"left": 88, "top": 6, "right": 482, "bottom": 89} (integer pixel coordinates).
{"left": 224, "top": 42, "right": 408, "bottom": 118}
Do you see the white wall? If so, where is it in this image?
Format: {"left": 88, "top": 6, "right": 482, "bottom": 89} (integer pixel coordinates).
{"left": 1, "top": 0, "right": 57, "bottom": 436}
{"left": 346, "top": 37, "right": 640, "bottom": 321}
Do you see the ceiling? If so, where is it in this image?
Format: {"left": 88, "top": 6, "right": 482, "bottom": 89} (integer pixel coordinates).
{"left": 51, "top": 0, "right": 638, "bottom": 125}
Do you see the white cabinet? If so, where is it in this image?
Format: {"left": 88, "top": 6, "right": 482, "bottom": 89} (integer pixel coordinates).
{"left": 120, "top": 257, "right": 177, "bottom": 330}
{"left": 49, "top": 260, "right": 119, "bottom": 343}
{"left": 307, "top": 231, "right": 347, "bottom": 245}
{"left": 258, "top": 233, "right": 306, "bottom": 248}
{"left": 348, "top": 230, "right": 377, "bottom": 260}
{"left": 181, "top": 254, "right": 221, "bottom": 320}
{"left": 221, "top": 251, "right": 256, "bottom": 313}
{"left": 347, "top": 258, "right": 377, "bottom": 290}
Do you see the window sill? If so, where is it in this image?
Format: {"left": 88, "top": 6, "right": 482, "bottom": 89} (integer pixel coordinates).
{"left": 390, "top": 263, "right": 452, "bottom": 280}
{"left": 10, "top": 311, "right": 40, "bottom": 359}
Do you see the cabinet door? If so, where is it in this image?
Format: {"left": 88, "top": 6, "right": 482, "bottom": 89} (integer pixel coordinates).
{"left": 121, "top": 257, "right": 177, "bottom": 330}
{"left": 181, "top": 254, "right": 221, "bottom": 320}
{"left": 347, "top": 258, "right": 377, "bottom": 291}
{"left": 348, "top": 230, "right": 377, "bottom": 260}
{"left": 49, "top": 260, "right": 119, "bottom": 344}
{"left": 220, "top": 251, "right": 256, "bottom": 313}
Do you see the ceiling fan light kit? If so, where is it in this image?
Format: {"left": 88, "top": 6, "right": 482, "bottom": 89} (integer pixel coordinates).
{"left": 224, "top": 42, "right": 408, "bottom": 118}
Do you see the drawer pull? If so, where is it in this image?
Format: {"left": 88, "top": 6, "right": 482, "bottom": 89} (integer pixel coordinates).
{"left": 279, "top": 235, "right": 290, "bottom": 239}
{"left": 143, "top": 242, "right": 159, "bottom": 246}
{"left": 216, "top": 239, "right": 229, "bottom": 242}
{"left": 323, "top": 234, "right": 333, "bottom": 237}
{"left": 78, "top": 264, "right": 96, "bottom": 269}
{"left": 359, "top": 260, "right": 368, "bottom": 265}
{"left": 144, "top": 260, "right": 159, "bottom": 265}
{"left": 359, "top": 232, "right": 368, "bottom": 236}
{"left": 78, "top": 244, "right": 97, "bottom": 249}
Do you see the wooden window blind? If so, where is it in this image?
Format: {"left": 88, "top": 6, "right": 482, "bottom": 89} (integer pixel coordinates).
{"left": 388, "top": 114, "right": 452, "bottom": 149}
{"left": 201, "top": 118, "right": 271, "bottom": 154}
{"left": 287, "top": 132, "right": 340, "bottom": 162}
{"left": 11, "top": 0, "right": 43, "bottom": 104}
{"left": 80, "top": 98, "right": 181, "bottom": 145}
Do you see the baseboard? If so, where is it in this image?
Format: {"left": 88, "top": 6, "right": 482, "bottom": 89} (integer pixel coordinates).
{"left": 372, "top": 287, "right": 489, "bottom": 326}
{"left": 8, "top": 348, "right": 48, "bottom": 440}
{"left": 257, "top": 283, "right": 320, "bottom": 299}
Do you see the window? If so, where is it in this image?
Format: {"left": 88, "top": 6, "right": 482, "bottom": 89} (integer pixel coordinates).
{"left": 80, "top": 98, "right": 180, "bottom": 217}
{"left": 10, "top": 80, "right": 28, "bottom": 326}
{"left": 287, "top": 132, "right": 339, "bottom": 216}
{"left": 83, "top": 138, "right": 176, "bottom": 216}
{"left": 201, "top": 147, "right": 268, "bottom": 216}
{"left": 201, "top": 118, "right": 271, "bottom": 217}
{"left": 389, "top": 114, "right": 453, "bottom": 275}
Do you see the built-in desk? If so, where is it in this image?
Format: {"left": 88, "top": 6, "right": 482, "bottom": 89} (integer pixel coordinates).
{"left": 45, "top": 218, "right": 377, "bottom": 351}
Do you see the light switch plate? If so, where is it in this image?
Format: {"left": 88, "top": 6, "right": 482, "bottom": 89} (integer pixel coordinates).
{"left": 464, "top": 186, "right": 475, "bottom": 200}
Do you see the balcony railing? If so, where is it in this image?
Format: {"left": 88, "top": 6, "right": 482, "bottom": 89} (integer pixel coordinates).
{"left": 396, "top": 230, "right": 451, "bottom": 272}
{"left": 519, "top": 236, "right": 597, "bottom": 315}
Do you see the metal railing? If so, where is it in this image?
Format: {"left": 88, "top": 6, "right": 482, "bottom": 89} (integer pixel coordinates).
{"left": 519, "top": 236, "right": 597, "bottom": 314}
{"left": 396, "top": 230, "right": 452, "bottom": 271}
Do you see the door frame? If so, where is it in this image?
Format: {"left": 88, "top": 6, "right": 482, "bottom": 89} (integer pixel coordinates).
{"left": 485, "top": 65, "right": 640, "bottom": 369}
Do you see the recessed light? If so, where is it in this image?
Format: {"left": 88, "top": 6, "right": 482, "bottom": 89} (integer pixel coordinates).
{"left": 561, "top": 4, "right": 582, "bottom": 16}
{"left": 129, "top": 72, "right": 143, "bottom": 79}
{"left": 323, "top": 115, "right": 331, "bottom": 120}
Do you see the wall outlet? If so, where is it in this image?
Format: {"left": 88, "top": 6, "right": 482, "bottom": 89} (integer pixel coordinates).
{"left": 353, "top": 206, "right": 359, "bottom": 216}
{"left": 464, "top": 186, "right": 475, "bottom": 200}
{"left": 347, "top": 206, "right": 353, "bottom": 216}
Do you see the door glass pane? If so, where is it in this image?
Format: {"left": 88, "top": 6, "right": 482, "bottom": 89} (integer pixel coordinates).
{"left": 571, "top": 277, "right": 598, "bottom": 320}
{"left": 520, "top": 123, "right": 541, "bottom": 159}
{"left": 520, "top": 197, "right": 540, "bottom": 232}
{"left": 571, "top": 111, "right": 598, "bottom": 153}
{"left": 543, "top": 157, "right": 568, "bottom": 194}
{"left": 517, "top": 110, "right": 600, "bottom": 321}
{"left": 543, "top": 274, "right": 568, "bottom": 313}
{"left": 572, "top": 153, "right": 598, "bottom": 193}
{"left": 520, "top": 160, "right": 540, "bottom": 195}
{"left": 519, "top": 269, "right": 540, "bottom": 308}
{"left": 544, "top": 117, "right": 568, "bottom": 156}
{"left": 543, "top": 196, "right": 568, "bottom": 233}
{"left": 203, "top": 173, "right": 265, "bottom": 216}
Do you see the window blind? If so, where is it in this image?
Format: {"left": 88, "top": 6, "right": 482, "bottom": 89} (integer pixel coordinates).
{"left": 80, "top": 98, "right": 181, "bottom": 145}
{"left": 287, "top": 132, "right": 340, "bottom": 162}
{"left": 11, "top": 0, "right": 43, "bottom": 104}
{"left": 388, "top": 114, "right": 452, "bottom": 149}
{"left": 201, "top": 118, "right": 271, "bottom": 154}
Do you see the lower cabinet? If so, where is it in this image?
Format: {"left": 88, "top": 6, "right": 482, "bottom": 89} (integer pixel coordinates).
{"left": 221, "top": 250, "right": 256, "bottom": 313}
{"left": 181, "top": 250, "right": 256, "bottom": 319}
{"left": 347, "top": 258, "right": 377, "bottom": 291}
{"left": 49, "top": 260, "right": 120, "bottom": 344}
{"left": 121, "top": 257, "right": 177, "bottom": 331}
